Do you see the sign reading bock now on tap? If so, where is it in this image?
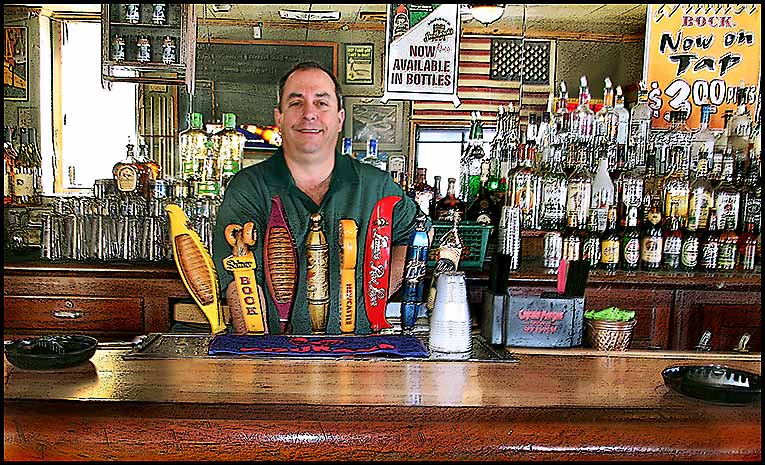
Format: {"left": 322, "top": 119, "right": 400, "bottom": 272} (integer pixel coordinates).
{"left": 382, "top": 3, "right": 461, "bottom": 106}
{"left": 644, "top": 4, "right": 761, "bottom": 130}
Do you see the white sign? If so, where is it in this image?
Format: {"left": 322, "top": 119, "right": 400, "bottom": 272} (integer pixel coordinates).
{"left": 382, "top": 3, "right": 461, "bottom": 106}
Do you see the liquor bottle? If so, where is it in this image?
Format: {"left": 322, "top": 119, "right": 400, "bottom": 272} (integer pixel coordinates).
{"left": 212, "top": 113, "right": 246, "bottom": 196}
{"left": 568, "top": 76, "right": 595, "bottom": 173}
{"left": 430, "top": 175, "right": 443, "bottom": 219}
{"left": 599, "top": 205, "right": 620, "bottom": 271}
{"left": 554, "top": 81, "right": 571, "bottom": 135}
{"left": 640, "top": 201, "right": 663, "bottom": 270}
{"left": 621, "top": 206, "right": 641, "bottom": 271}
{"left": 582, "top": 208, "right": 602, "bottom": 269}
{"left": 508, "top": 136, "right": 541, "bottom": 230}
{"left": 627, "top": 81, "right": 651, "bottom": 168}
{"left": 738, "top": 220, "right": 757, "bottom": 271}
{"left": 161, "top": 36, "right": 176, "bottom": 64}
{"left": 686, "top": 156, "right": 713, "bottom": 232}
{"left": 113, "top": 140, "right": 151, "bottom": 199}
{"left": 711, "top": 110, "right": 733, "bottom": 182}
{"left": 699, "top": 209, "right": 720, "bottom": 271}
{"left": 565, "top": 160, "right": 592, "bottom": 230}
{"left": 179, "top": 112, "right": 209, "bottom": 182}
{"left": 13, "top": 128, "right": 42, "bottom": 205}
{"left": 538, "top": 136, "right": 568, "bottom": 230}
{"left": 689, "top": 103, "right": 715, "bottom": 179}
{"left": 392, "top": 4, "right": 410, "bottom": 41}
{"left": 728, "top": 87, "right": 752, "bottom": 173}
{"left": 590, "top": 155, "right": 615, "bottom": 232}
{"left": 561, "top": 211, "right": 582, "bottom": 262}
{"left": 400, "top": 214, "right": 430, "bottom": 332}
{"left": 306, "top": 213, "right": 330, "bottom": 333}
{"left": 661, "top": 203, "right": 683, "bottom": 270}
{"left": 641, "top": 150, "right": 661, "bottom": 224}
{"left": 460, "top": 112, "right": 485, "bottom": 204}
{"left": 466, "top": 179, "right": 499, "bottom": 226}
{"left": 411, "top": 167, "right": 434, "bottom": 217}
{"left": 536, "top": 111, "right": 552, "bottom": 170}
{"left": 660, "top": 110, "right": 692, "bottom": 227}
{"left": 152, "top": 3, "right": 167, "bottom": 25}
{"left": 240, "top": 124, "right": 283, "bottom": 147}
{"left": 434, "top": 177, "right": 465, "bottom": 222}
{"left": 137, "top": 141, "right": 161, "bottom": 180}
{"left": 738, "top": 162, "right": 761, "bottom": 233}
{"left": 612, "top": 85, "right": 630, "bottom": 173}
{"left": 3, "top": 126, "right": 16, "bottom": 205}
{"left": 595, "top": 77, "right": 616, "bottom": 169}
{"left": 717, "top": 217, "right": 739, "bottom": 271}
{"left": 680, "top": 225, "right": 700, "bottom": 271}
{"left": 712, "top": 161, "right": 741, "bottom": 233}
{"left": 124, "top": 4, "right": 140, "bottom": 23}
{"left": 136, "top": 35, "right": 151, "bottom": 63}
{"left": 112, "top": 34, "right": 126, "bottom": 62}
{"left": 616, "top": 161, "right": 644, "bottom": 230}
{"left": 525, "top": 113, "right": 539, "bottom": 164}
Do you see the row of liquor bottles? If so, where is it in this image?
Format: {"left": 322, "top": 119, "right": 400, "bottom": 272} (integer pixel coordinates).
{"left": 543, "top": 204, "right": 759, "bottom": 274}
{"left": 407, "top": 76, "right": 761, "bottom": 239}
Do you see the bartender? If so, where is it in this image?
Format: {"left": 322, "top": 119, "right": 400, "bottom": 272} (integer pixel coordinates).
{"left": 212, "top": 61, "right": 426, "bottom": 335}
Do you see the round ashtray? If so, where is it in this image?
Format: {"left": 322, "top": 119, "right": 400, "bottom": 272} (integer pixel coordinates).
{"left": 662, "top": 364, "right": 761, "bottom": 405}
{"left": 4, "top": 335, "right": 98, "bottom": 370}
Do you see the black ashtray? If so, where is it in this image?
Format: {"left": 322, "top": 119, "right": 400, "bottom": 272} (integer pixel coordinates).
{"left": 662, "top": 364, "right": 761, "bottom": 405}
{"left": 4, "top": 335, "right": 98, "bottom": 370}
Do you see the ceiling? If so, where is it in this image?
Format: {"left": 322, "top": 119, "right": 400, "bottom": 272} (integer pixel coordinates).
{"left": 15, "top": 4, "right": 648, "bottom": 39}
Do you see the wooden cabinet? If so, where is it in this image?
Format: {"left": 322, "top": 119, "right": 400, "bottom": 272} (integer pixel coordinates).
{"left": 3, "top": 261, "right": 189, "bottom": 340}
{"left": 101, "top": 4, "right": 196, "bottom": 92}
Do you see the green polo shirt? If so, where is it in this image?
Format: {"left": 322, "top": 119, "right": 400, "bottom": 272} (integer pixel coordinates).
{"left": 213, "top": 149, "right": 426, "bottom": 334}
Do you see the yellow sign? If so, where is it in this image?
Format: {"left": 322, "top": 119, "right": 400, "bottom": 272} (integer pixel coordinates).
{"left": 644, "top": 4, "right": 760, "bottom": 129}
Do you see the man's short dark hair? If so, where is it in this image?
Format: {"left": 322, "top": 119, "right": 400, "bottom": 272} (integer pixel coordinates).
{"left": 277, "top": 61, "right": 344, "bottom": 111}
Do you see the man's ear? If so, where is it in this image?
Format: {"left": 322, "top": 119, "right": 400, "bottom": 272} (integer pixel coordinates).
{"left": 337, "top": 108, "right": 345, "bottom": 132}
{"left": 274, "top": 107, "right": 282, "bottom": 127}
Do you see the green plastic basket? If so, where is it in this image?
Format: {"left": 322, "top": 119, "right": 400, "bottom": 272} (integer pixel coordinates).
{"left": 427, "top": 221, "right": 493, "bottom": 269}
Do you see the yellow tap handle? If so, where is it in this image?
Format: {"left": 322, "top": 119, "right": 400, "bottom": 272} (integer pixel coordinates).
{"left": 339, "top": 219, "right": 358, "bottom": 334}
{"left": 223, "top": 252, "right": 267, "bottom": 334}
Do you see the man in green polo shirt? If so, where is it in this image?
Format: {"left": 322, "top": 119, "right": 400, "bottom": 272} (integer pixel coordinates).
{"left": 213, "top": 61, "right": 427, "bottom": 335}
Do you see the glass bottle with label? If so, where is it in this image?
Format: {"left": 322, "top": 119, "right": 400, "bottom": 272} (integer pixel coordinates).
{"left": 561, "top": 211, "right": 582, "bottom": 262}
{"left": 565, "top": 160, "right": 592, "bottom": 230}
{"left": 136, "top": 36, "right": 152, "bottom": 63}
{"left": 212, "top": 113, "right": 246, "bottom": 197}
{"left": 738, "top": 162, "right": 761, "bottom": 233}
{"left": 113, "top": 140, "right": 151, "bottom": 199}
{"left": 616, "top": 161, "right": 644, "bottom": 230}
{"left": 621, "top": 206, "right": 641, "bottom": 271}
{"left": 430, "top": 175, "right": 443, "bottom": 219}
{"left": 594, "top": 77, "right": 615, "bottom": 168}
{"left": 582, "top": 208, "right": 602, "bottom": 269}
{"left": 137, "top": 141, "right": 161, "bottom": 181}
{"left": 710, "top": 110, "right": 733, "bottom": 182}
{"left": 466, "top": 179, "right": 499, "bottom": 226}
{"left": 3, "top": 126, "right": 16, "bottom": 205}
{"left": 712, "top": 162, "right": 741, "bottom": 233}
{"left": 680, "top": 224, "right": 700, "bottom": 272}
{"left": 738, "top": 220, "right": 757, "bottom": 271}
{"left": 590, "top": 155, "right": 615, "bottom": 232}
{"left": 411, "top": 167, "right": 434, "bottom": 217}
{"left": 689, "top": 103, "right": 715, "bottom": 179}
{"left": 686, "top": 156, "right": 713, "bottom": 232}
{"left": 599, "top": 205, "right": 620, "bottom": 271}
{"left": 660, "top": 110, "right": 692, "bottom": 227}
{"left": 612, "top": 85, "right": 630, "bottom": 173}
{"left": 152, "top": 4, "right": 167, "bottom": 25}
{"left": 699, "top": 209, "right": 720, "bottom": 271}
{"left": 508, "top": 136, "right": 541, "bottom": 230}
{"left": 12, "top": 128, "right": 42, "bottom": 205}
{"left": 568, "top": 76, "right": 595, "bottom": 173}
{"left": 640, "top": 202, "right": 663, "bottom": 270}
{"left": 434, "top": 177, "right": 465, "bottom": 222}
{"left": 661, "top": 203, "right": 683, "bottom": 270}
{"left": 179, "top": 112, "right": 208, "bottom": 182}
{"left": 538, "top": 134, "right": 568, "bottom": 230}
{"left": 627, "top": 81, "right": 651, "bottom": 168}
{"left": 728, "top": 87, "right": 752, "bottom": 173}
{"left": 717, "top": 217, "right": 739, "bottom": 271}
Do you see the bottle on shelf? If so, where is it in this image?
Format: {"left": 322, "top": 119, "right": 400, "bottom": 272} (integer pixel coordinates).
{"left": 113, "top": 139, "right": 152, "bottom": 199}
{"left": 738, "top": 220, "right": 758, "bottom": 271}
{"left": 434, "top": 177, "right": 465, "bottom": 222}
{"left": 680, "top": 222, "right": 701, "bottom": 272}
{"left": 400, "top": 214, "right": 430, "bottom": 332}
{"left": 689, "top": 102, "right": 715, "bottom": 179}
{"left": 212, "top": 113, "right": 247, "bottom": 197}
{"left": 599, "top": 205, "right": 620, "bottom": 271}
{"left": 137, "top": 140, "right": 161, "bottom": 181}
{"left": 538, "top": 131, "right": 569, "bottom": 231}
{"left": 507, "top": 132, "right": 541, "bottom": 230}
{"left": 582, "top": 208, "right": 602, "bottom": 269}
{"left": 594, "top": 77, "right": 617, "bottom": 170}
{"left": 661, "top": 203, "right": 683, "bottom": 270}
{"left": 616, "top": 160, "right": 644, "bottom": 230}
{"left": 627, "top": 80, "right": 651, "bottom": 168}
{"left": 620, "top": 205, "right": 641, "bottom": 271}
{"left": 640, "top": 201, "right": 663, "bottom": 270}
{"left": 179, "top": 112, "right": 209, "bottom": 183}
{"left": 717, "top": 217, "right": 739, "bottom": 271}
{"left": 590, "top": 155, "right": 615, "bottom": 232}
{"left": 561, "top": 211, "right": 582, "bottom": 262}
{"left": 612, "top": 85, "right": 630, "bottom": 173}
{"left": 3, "top": 126, "right": 17, "bottom": 205}
{"left": 567, "top": 76, "right": 596, "bottom": 173}
{"left": 430, "top": 175, "right": 443, "bottom": 219}
{"left": 411, "top": 167, "right": 435, "bottom": 218}
{"left": 466, "top": 178, "right": 499, "bottom": 226}
{"left": 738, "top": 162, "right": 761, "bottom": 233}
{"left": 710, "top": 110, "right": 734, "bottom": 182}
{"left": 565, "top": 157, "right": 592, "bottom": 230}
{"left": 660, "top": 110, "right": 692, "bottom": 227}
{"left": 12, "top": 127, "right": 43, "bottom": 205}
{"left": 728, "top": 86, "right": 752, "bottom": 175}
{"left": 699, "top": 209, "right": 720, "bottom": 271}
{"left": 686, "top": 155, "right": 713, "bottom": 233}
{"left": 712, "top": 158, "right": 742, "bottom": 234}
{"left": 460, "top": 112, "right": 486, "bottom": 204}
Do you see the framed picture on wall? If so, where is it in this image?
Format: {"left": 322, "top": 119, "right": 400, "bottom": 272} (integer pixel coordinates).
{"left": 344, "top": 44, "right": 373, "bottom": 85}
{"left": 4, "top": 26, "right": 28, "bottom": 101}
{"left": 344, "top": 97, "right": 404, "bottom": 151}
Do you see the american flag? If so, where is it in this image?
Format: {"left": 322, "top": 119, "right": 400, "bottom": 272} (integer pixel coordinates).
{"left": 411, "top": 36, "right": 553, "bottom": 126}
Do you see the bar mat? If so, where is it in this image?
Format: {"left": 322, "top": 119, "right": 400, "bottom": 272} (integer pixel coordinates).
{"left": 208, "top": 334, "right": 430, "bottom": 358}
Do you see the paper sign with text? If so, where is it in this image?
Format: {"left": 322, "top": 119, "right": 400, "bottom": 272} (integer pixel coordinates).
{"left": 644, "top": 4, "right": 760, "bottom": 130}
{"left": 382, "top": 3, "right": 461, "bottom": 106}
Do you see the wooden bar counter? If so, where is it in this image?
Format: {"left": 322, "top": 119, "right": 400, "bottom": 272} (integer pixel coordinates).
{"left": 4, "top": 346, "right": 761, "bottom": 461}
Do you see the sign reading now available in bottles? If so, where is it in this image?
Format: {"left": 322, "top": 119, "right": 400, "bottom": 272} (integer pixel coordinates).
{"left": 382, "top": 4, "right": 461, "bottom": 105}
{"left": 643, "top": 4, "right": 760, "bottom": 130}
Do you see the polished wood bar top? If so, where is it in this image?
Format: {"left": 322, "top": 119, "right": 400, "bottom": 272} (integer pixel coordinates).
{"left": 4, "top": 347, "right": 761, "bottom": 460}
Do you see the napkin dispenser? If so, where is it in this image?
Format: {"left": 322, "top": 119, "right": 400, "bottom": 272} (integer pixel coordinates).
{"left": 502, "top": 259, "right": 588, "bottom": 348}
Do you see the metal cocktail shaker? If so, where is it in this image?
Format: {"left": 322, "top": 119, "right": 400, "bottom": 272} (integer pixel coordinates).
{"left": 428, "top": 271, "right": 471, "bottom": 360}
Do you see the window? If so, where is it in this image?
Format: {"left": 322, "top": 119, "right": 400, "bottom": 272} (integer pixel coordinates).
{"left": 52, "top": 20, "right": 136, "bottom": 193}
{"left": 414, "top": 125, "right": 495, "bottom": 198}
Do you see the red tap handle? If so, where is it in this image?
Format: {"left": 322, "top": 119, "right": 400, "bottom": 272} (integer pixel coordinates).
{"left": 363, "top": 195, "right": 402, "bottom": 332}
